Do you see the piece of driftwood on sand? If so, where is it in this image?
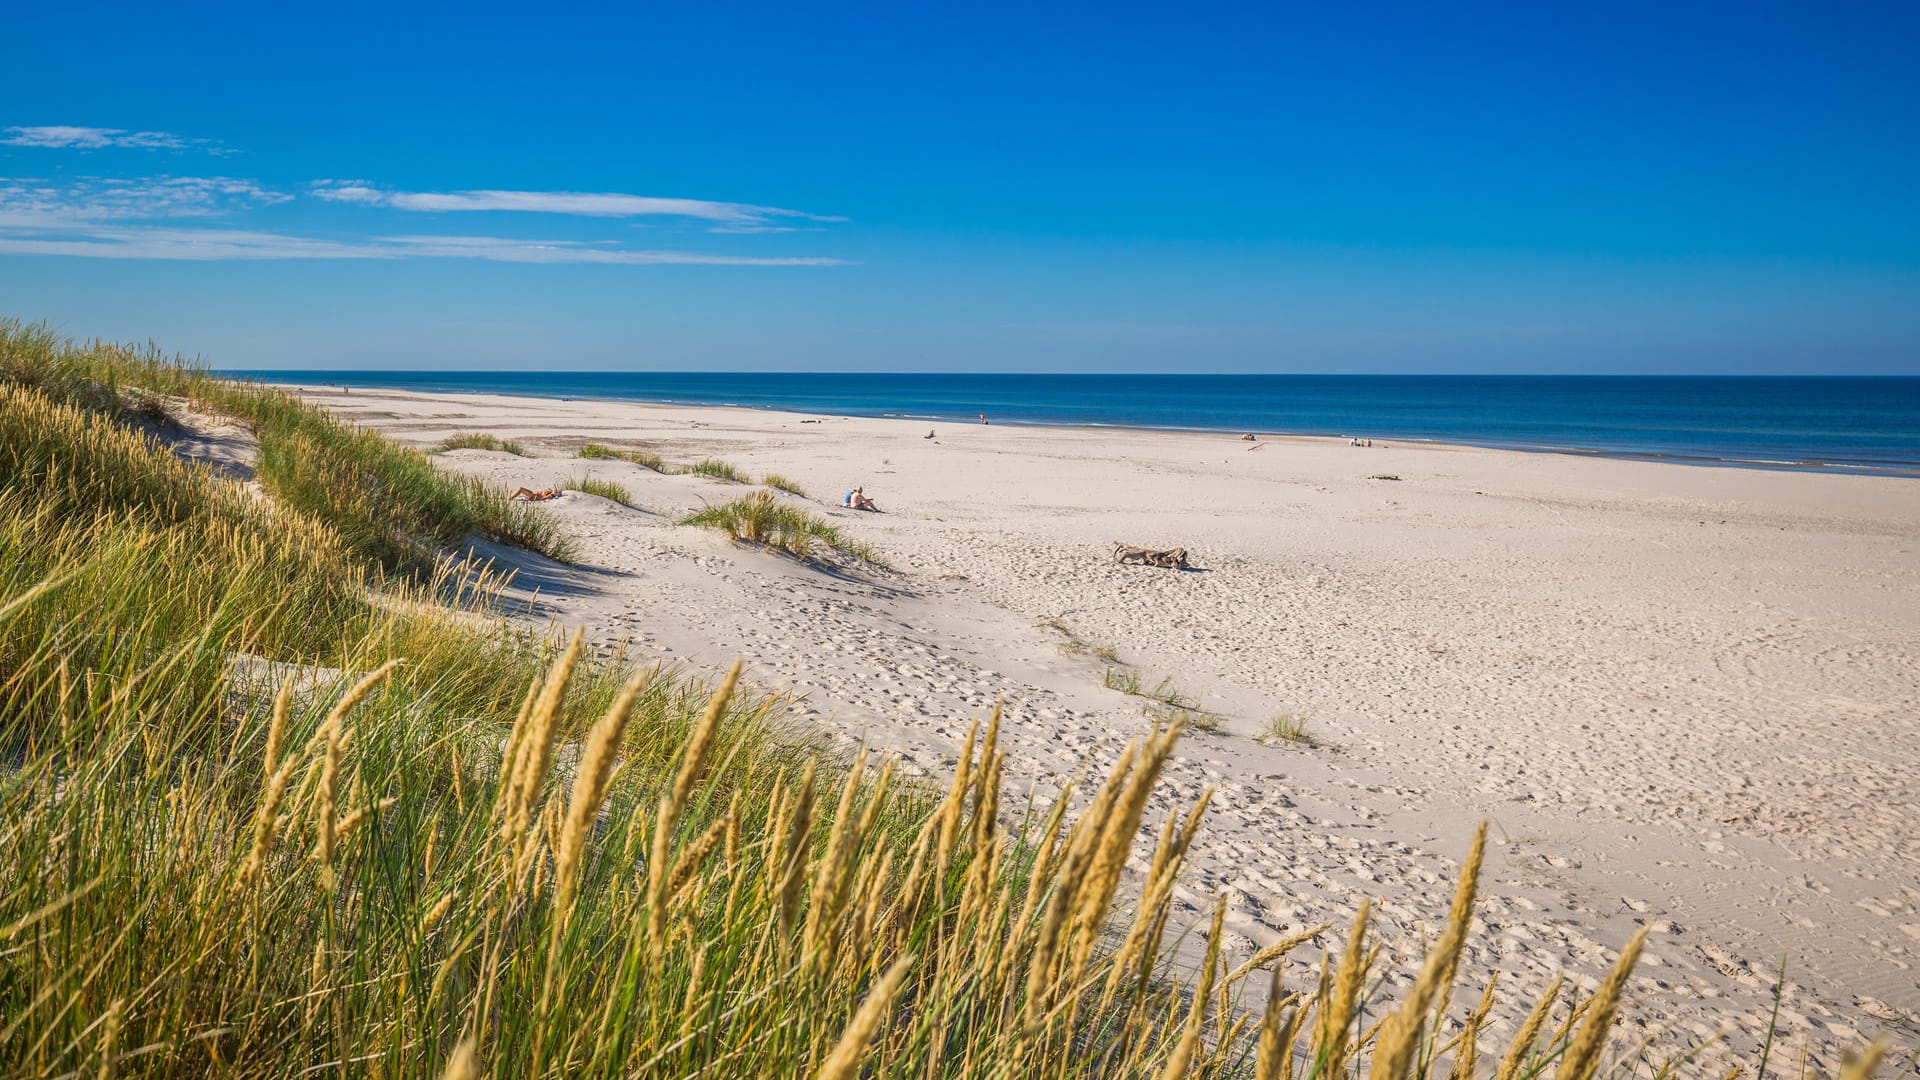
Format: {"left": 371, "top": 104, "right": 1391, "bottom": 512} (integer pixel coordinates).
{"left": 1113, "top": 542, "right": 1191, "bottom": 569}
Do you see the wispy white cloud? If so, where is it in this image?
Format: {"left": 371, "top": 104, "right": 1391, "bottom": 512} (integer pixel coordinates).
{"left": 2, "top": 125, "right": 233, "bottom": 154}
{"left": 0, "top": 224, "right": 846, "bottom": 264}
{"left": 311, "top": 181, "right": 845, "bottom": 231}
{"left": 0, "top": 176, "right": 288, "bottom": 227}
{"left": 1, "top": 173, "right": 845, "bottom": 266}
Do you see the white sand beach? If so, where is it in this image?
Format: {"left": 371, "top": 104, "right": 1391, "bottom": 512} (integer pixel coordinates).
{"left": 293, "top": 385, "right": 1920, "bottom": 1068}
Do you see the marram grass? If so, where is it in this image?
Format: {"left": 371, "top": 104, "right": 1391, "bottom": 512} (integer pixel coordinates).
{"left": 579, "top": 443, "right": 667, "bottom": 472}
{"left": 0, "top": 319, "right": 569, "bottom": 568}
{"left": 0, "top": 316, "right": 1889, "bottom": 1077}
{"left": 566, "top": 474, "right": 636, "bottom": 505}
{"left": 683, "top": 490, "right": 887, "bottom": 567}
{"left": 762, "top": 472, "right": 809, "bottom": 497}
{"left": 684, "top": 457, "right": 748, "bottom": 482}
{"left": 438, "top": 431, "right": 529, "bottom": 455}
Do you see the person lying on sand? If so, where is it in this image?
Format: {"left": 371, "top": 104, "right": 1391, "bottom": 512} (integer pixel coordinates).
{"left": 512, "top": 487, "right": 562, "bottom": 501}
{"left": 842, "top": 486, "right": 881, "bottom": 512}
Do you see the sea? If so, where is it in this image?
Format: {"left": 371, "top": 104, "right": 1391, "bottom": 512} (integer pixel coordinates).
{"left": 235, "top": 372, "right": 1920, "bottom": 477}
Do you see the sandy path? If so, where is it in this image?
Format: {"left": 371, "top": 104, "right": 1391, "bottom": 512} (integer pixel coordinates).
{"left": 292, "top": 385, "right": 1920, "bottom": 1068}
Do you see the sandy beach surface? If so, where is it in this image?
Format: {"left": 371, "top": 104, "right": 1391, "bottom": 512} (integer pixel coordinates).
{"left": 291, "top": 384, "right": 1919, "bottom": 1069}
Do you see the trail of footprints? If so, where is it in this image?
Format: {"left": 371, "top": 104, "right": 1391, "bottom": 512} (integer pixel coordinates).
{"left": 546, "top": 525, "right": 1892, "bottom": 1070}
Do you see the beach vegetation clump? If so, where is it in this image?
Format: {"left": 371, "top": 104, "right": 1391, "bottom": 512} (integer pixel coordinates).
{"left": 1103, "top": 667, "right": 1195, "bottom": 710}
{"left": 579, "top": 442, "right": 667, "bottom": 471}
{"left": 682, "top": 490, "right": 884, "bottom": 566}
{"left": 1150, "top": 703, "right": 1220, "bottom": 733}
{"left": 1263, "top": 712, "right": 1315, "bottom": 746}
{"left": 1039, "top": 617, "right": 1122, "bottom": 665}
{"left": 437, "top": 431, "right": 529, "bottom": 455}
{"left": 761, "top": 472, "right": 808, "bottom": 497}
{"left": 566, "top": 475, "right": 635, "bottom": 505}
{"left": 684, "top": 457, "right": 748, "bottom": 482}
{"left": 0, "top": 320, "right": 569, "bottom": 568}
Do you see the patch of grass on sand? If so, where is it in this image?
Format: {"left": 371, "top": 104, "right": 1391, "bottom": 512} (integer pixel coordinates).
{"left": 684, "top": 457, "right": 748, "bottom": 482}
{"left": 579, "top": 443, "right": 667, "bottom": 471}
{"left": 1104, "top": 667, "right": 1195, "bottom": 710}
{"left": 682, "top": 490, "right": 885, "bottom": 567}
{"left": 1148, "top": 703, "right": 1221, "bottom": 733}
{"left": 1042, "top": 617, "right": 1123, "bottom": 665}
{"left": 436, "top": 431, "right": 528, "bottom": 455}
{"left": 761, "top": 472, "right": 808, "bottom": 497}
{"left": 566, "top": 475, "right": 635, "bottom": 505}
{"left": 1261, "top": 712, "right": 1315, "bottom": 746}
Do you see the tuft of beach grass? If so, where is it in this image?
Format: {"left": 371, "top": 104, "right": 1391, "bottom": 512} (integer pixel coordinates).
{"left": 683, "top": 458, "right": 748, "bottom": 482}
{"left": 437, "top": 431, "right": 528, "bottom": 455}
{"left": 565, "top": 475, "right": 635, "bottom": 505}
{"left": 761, "top": 472, "right": 807, "bottom": 497}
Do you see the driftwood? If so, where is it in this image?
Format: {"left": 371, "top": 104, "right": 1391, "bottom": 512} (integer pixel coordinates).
{"left": 1113, "top": 542, "right": 1191, "bottom": 570}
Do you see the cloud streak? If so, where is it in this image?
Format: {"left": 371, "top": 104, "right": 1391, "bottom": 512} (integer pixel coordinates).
{"left": 311, "top": 182, "right": 844, "bottom": 230}
{"left": 0, "top": 176, "right": 288, "bottom": 227}
{"left": 0, "top": 223, "right": 846, "bottom": 265}
{"left": 3, "top": 125, "right": 232, "bottom": 154}
{"left": 1, "top": 173, "right": 845, "bottom": 266}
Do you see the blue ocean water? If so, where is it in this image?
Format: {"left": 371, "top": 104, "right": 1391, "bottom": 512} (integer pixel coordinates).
{"left": 237, "top": 372, "right": 1920, "bottom": 476}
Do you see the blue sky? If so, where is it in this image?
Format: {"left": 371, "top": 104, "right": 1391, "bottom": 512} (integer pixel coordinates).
{"left": 3, "top": 1, "right": 1917, "bottom": 373}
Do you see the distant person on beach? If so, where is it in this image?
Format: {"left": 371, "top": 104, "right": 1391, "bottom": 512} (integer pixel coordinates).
{"left": 926, "top": 429, "right": 936, "bottom": 439}
{"left": 1241, "top": 432, "right": 1256, "bottom": 441}
{"left": 512, "top": 487, "right": 561, "bottom": 501}
{"left": 843, "top": 486, "right": 880, "bottom": 512}
{"left": 978, "top": 413, "right": 990, "bottom": 425}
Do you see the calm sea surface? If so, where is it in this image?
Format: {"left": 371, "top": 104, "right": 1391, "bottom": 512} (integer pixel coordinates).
{"left": 237, "top": 372, "right": 1920, "bottom": 476}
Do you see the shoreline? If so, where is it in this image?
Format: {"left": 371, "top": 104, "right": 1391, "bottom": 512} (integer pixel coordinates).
{"left": 282, "top": 382, "right": 1920, "bottom": 1068}
{"left": 245, "top": 373, "right": 1920, "bottom": 479}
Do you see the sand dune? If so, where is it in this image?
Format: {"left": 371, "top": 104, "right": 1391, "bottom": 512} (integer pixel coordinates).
{"left": 289, "top": 384, "right": 1920, "bottom": 1068}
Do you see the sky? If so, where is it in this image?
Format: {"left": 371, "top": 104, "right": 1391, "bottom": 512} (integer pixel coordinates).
{"left": 3, "top": 0, "right": 1918, "bottom": 373}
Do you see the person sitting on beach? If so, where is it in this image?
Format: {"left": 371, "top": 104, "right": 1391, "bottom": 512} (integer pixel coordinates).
{"left": 844, "top": 486, "right": 880, "bottom": 512}
{"left": 512, "top": 486, "right": 561, "bottom": 501}
{"left": 978, "top": 413, "right": 990, "bottom": 425}
{"left": 1240, "top": 432, "right": 1256, "bottom": 441}
{"left": 925, "top": 429, "right": 936, "bottom": 439}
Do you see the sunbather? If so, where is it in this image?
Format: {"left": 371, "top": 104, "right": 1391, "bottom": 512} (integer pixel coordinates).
{"left": 512, "top": 487, "right": 561, "bottom": 501}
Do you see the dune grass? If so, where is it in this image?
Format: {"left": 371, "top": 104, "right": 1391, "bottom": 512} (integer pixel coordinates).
{"left": 1044, "top": 619, "right": 1123, "bottom": 665}
{"left": 1, "top": 320, "right": 569, "bottom": 569}
{"left": 565, "top": 475, "right": 635, "bottom": 505}
{"left": 762, "top": 472, "right": 808, "bottom": 497}
{"left": 0, "top": 317, "right": 1881, "bottom": 1078}
{"left": 682, "top": 490, "right": 886, "bottom": 567}
{"left": 684, "top": 457, "right": 748, "bottom": 483}
{"left": 437, "top": 431, "right": 529, "bottom": 455}
{"left": 1102, "top": 667, "right": 1197, "bottom": 711}
{"left": 1262, "top": 712, "right": 1315, "bottom": 746}
{"left": 579, "top": 442, "right": 667, "bottom": 471}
